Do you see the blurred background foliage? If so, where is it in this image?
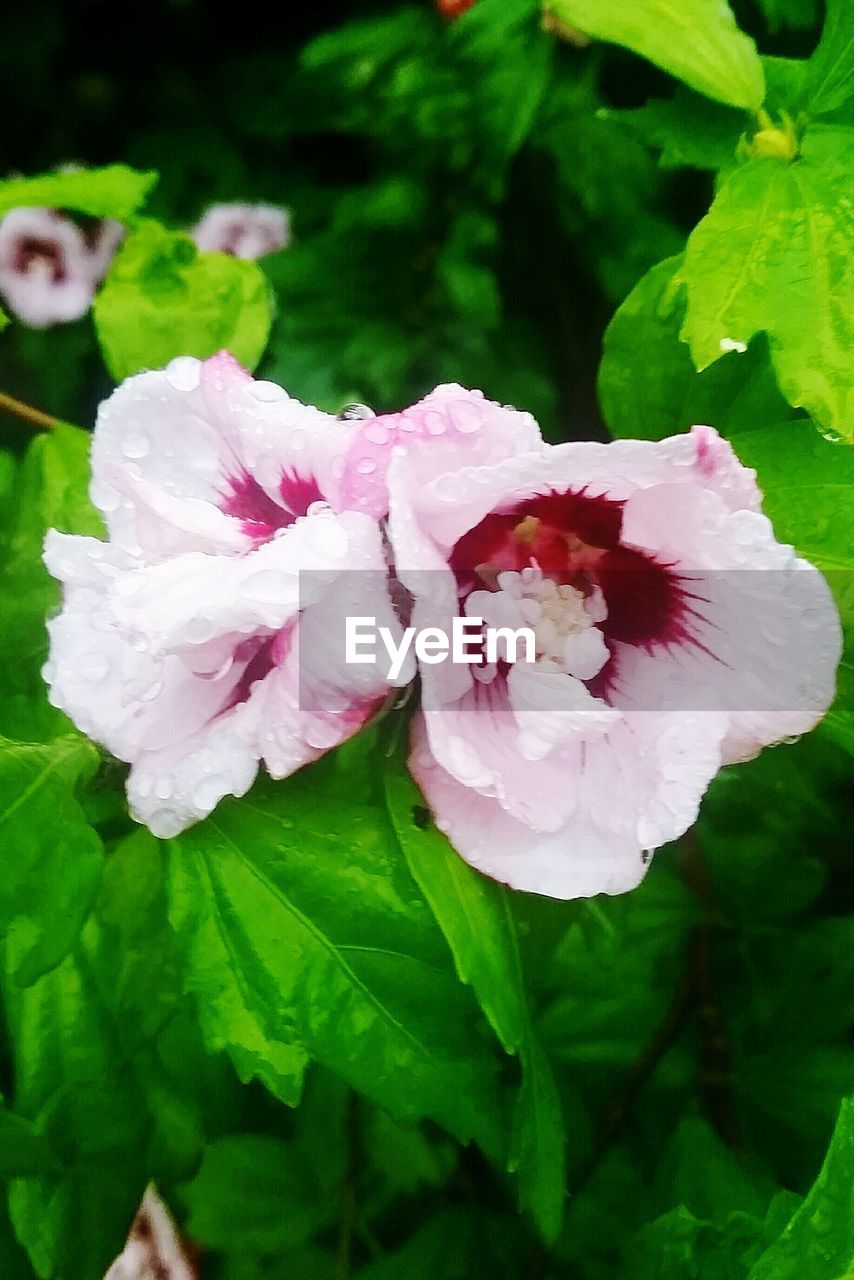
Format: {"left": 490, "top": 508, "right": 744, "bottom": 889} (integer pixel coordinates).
{"left": 1, "top": 1, "right": 853, "bottom": 1278}
{"left": 0, "top": 0, "right": 819, "bottom": 435}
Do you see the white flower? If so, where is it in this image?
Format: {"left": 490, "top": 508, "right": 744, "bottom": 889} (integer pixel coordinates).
{"left": 190, "top": 203, "right": 290, "bottom": 259}
{"left": 348, "top": 392, "right": 842, "bottom": 900}
{"left": 104, "top": 1186, "right": 194, "bottom": 1280}
{"left": 44, "top": 353, "right": 405, "bottom": 838}
{"left": 0, "top": 207, "right": 122, "bottom": 327}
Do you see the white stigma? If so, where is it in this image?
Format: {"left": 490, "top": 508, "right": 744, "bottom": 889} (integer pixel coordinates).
{"left": 470, "top": 567, "right": 611, "bottom": 682}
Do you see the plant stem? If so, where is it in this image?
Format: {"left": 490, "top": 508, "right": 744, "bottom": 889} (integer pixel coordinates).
{"left": 0, "top": 390, "right": 61, "bottom": 431}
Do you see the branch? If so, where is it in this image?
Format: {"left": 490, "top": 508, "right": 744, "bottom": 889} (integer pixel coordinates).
{"left": 0, "top": 389, "right": 62, "bottom": 431}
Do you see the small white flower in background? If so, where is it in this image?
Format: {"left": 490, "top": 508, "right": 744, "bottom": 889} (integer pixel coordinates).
{"left": 190, "top": 202, "right": 291, "bottom": 259}
{"left": 0, "top": 206, "right": 122, "bottom": 327}
{"left": 43, "top": 352, "right": 407, "bottom": 838}
{"left": 104, "top": 1186, "right": 195, "bottom": 1280}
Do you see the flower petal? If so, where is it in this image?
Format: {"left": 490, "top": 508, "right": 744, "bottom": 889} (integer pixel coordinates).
{"left": 90, "top": 354, "right": 356, "bottom": 558}
{"left": 339, "top": 384, "right": 544, "bottom": 519}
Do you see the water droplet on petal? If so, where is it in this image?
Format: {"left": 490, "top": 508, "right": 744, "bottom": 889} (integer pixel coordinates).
{"left": 356, "top": 457, "right": 377, "bottom": 475}
{"left": 90, "top": 480, "right": 121, "bottom": 514}
{"left": 364, "top": 423, "right": 391, "bottom": 446}
{"left": 121, "top": 428, "right": 149, "bottom": 460}
{"left": 193, "top": 777, "right": 226, "bottom": 810}
{"left": 165, "top": 356, "right": 201, "bottom": 392}
{"left": 337, "top": 403, "right": 375, "bottom": 421}
{"left": 304, "top": 516, "right": 349, "bottom": 561}
{"left": 148, "top": 809, "right": 183, "bottom": 839}
{"left": 424, "top": 412, "right": 446, "bottom": 436}
{"left": 185, "top": 614, "right": 217, "bottom": 644}
{"left": 196, "top": 656, "right": 234, "bottom": 682}
{"left": 251, "top": 379, "right": 288, "bottom": 403}
{"left": 433, "top": 473, "right": 467, "bottom": 502}
{"left": 305, "top": 719, "right": 342, "bottom": 749}
{"left": 453, "top": 401, "right": 482, "bottom": 434}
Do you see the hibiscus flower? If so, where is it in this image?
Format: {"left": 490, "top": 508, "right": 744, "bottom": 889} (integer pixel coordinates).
{"left": 349, "top": 389, "right": 841, "bottom": 899}
{"left": 43, "top": 353, "right": 406, "bottom": 837}
{"left": 0, "top": 206, "right": 122, "bottom": 328}
{"left": 190, "top": 203, "right": 290, "bottom": 260}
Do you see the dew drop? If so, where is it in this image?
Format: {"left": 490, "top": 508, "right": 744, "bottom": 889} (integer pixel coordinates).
{"left": 251, "top": 379, "right": 288, "bottom": 403}
{"left": 90, "top": 480, "right": 121, "bottom": 514}
{"left": 305, "top": 719, "right": 342, "bottom": 749}
{"left": 148, "top": 809, "right": 183, "bottom": 839}
{"left": 165, "top": 356, "right": 201, "bottom": 392}
{"left": 453, "top": 401, "right": 482, "bottom": 434}
{"left": 121, "top": 429, "right": 150, "bottom": 460}
{"left": 197, "top": 656, "right": 234, "bottom": 682}
{"left": 337, "top": 403, "right": 374, "bottom": 421}
{"left": 193, "top": 777, "right": 226, "bottom": 810}
{"left": 356, "top": 457, "right": 377, "bottom": 475}
{"left": 304, "top": 516, "right": 349, "bottom": 561}
{"left": 364, "top": 423, "right": 391, "bottom": 446}
{"left": 424, "top": 412, "right": 446, "bottom": 436}
{"left": 185, "top": 614, "right": 217, "bottom": 644}
{"left": 433, "top": 473, "right": 467, "bottom": 503}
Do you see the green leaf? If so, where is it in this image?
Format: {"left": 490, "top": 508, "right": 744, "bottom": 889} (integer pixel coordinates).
{"left": 91, "top": 832, "right": 239, "bottom": 1181}
{"left": 625, "top": 1205, "right": 765, "bottom": 1280}
{"left": 727, "top": 420, "right": 854, "bottom": 590}
{"left": 182, "top": 1074, "right": 346, "bottom": 1254}
{"left": 384, "top": 761, "right": 566, "bottom": 1241}
{"left": 806, "top": 0, "right": 854, "bottom": 117}
{"left": 598, "top": 255, "right": 794, "bottom": 442}
{"left": 0, "top": 425, "right": 103, "bottom": 742}
{"left": 756, "top": 0, "right": 820, "bottom": 34}
{"left": 0, "top": 1199, "right": 38, "bottom": 1280}
{"left": 543, "top": 0, "right": 764, "bottom": 110}
{"left": 359, "top": 1104, "right": 456, "bottom": 1221}
{"left": 353, "top": 1209, "right": 528, "bottom": 1280}
{"left": 748, "top": 1094, "right": 854, "bottom": 1278}
{"left": 0, "top": 306, "right": 8, "bottom": 332}
{"left": 449, "top": 0, "right": 555, "bottom": 163}
{"left": 3, "top": 952, "right": 148, "bottom": 1280}
{"left": 0, "top": 1109, "right": 62, "bottom": 1179}
{"left": 166, "top": 771, "right": 505, "bottom": 1153}
{"left": 0, "top": 735, "right": 103, "bottom": 986}
{"left": 677, "top": 126, "right": 854, "bottom": 439}
{"left": 0, "top": 164, "right": 157, "bottom": 220}
{"left": 93, "top": 219, "right": 273, "bottom": 381}
{"left": 605, "top": 90, "right": 746, "bottom": 171}
{"left": 652, "top": 1117, "right": 772, "bottom": 1222}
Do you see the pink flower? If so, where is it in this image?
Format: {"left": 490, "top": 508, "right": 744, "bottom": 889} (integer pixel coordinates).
{"left": 43, "top": 353, "right": 406, "bottom": 838}
{"left": 104, "top": 1186, "right": 194, "bottom": 1280}
{"left": 370, "top": 400, "right": 841, "bottom": 899}
{"left": 190, "top": 203, "right": 291, "bottom": 260}
{"left": 0, "top": 207, "right": 122, "bottom": 327}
